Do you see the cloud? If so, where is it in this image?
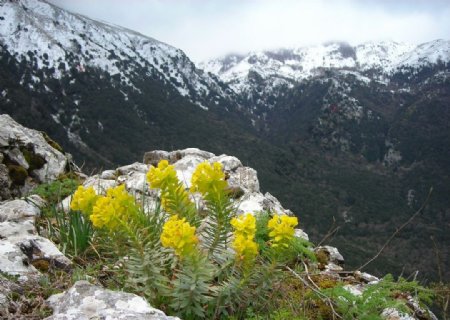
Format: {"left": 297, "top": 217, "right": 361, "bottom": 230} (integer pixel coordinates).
{"left": 48, "top": 0, "right": 450, "bottom": 62}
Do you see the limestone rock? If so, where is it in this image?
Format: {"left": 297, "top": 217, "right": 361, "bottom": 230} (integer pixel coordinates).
{"left": 0, "top": 196, "right": 71, "bottom": 278}
{"left": 174, "top": 154, "right": 205, "bottom": 188}
{"left": 354, "top": 270, "right": 379, "bottom": 284}
{"left": 382, "top": 308, "right": 416, "bottom": 320}
{"left": 143, "top": 150, "right": 170, "bottom": 166}
{"left": 100, "top": 170, "right": 117, "bottom": 180}
{"left": 315, "top": 246, "right": 345, "bottom": 269}
{"left": 0, "top": 114, "right": 72, "bottom": 200}
{"left": 46, "top": 281, "right": 180, "bottom": 320}
{"left": 119, "top": 171, "right": 148, "bottom": 195}
{"left": 19, "top": 237, "right": 72, "bottom": 271}
{"left": 209, "top": 155, "right": 242, "bottom": 172}
{"left": 117, "top": 162, "right": 149, "bottom": 176}
{"left": 83, "top": 175, "right": 117, "bottom": 194}
{"left": 0, "top": 198, "right": 41, "bottom": 222}
{"left": 294, "top": 228, "right": 309, "bottom": 241}
{"left": 227, "top": 166, "right": 259, "bottom": 193}
{"left": 169, "top": 148, "right": 215, "bottom": 162}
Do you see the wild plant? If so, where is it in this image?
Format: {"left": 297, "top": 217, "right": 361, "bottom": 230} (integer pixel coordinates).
{"left": 69, "top": 160, "right": 310, "bottom": 319}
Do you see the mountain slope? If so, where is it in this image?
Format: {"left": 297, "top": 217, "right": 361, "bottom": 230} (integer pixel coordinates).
{"left": 203, "top": 41, "right": 450, "bottom": 281}
{"left": 0, "top": 0, "right": 448, "bottom": 282}
{"left": 0, "top": 0, "right": 233, "bottom": 108}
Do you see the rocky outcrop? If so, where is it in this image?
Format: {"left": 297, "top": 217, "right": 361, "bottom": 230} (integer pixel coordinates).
{"left": 77, "top": 148, "right": 308, "bottom": 239}
{"left": 0, "top": 114, "right": 75, "bottom": 201}
{"left": 0, "top": 140, "right": 438, "bottom": 319}
{"left": 0, "top": 195, "right": 72, "bottom": 281}
{"left": 46, "top": 281, "right": 179, "bottom": 320}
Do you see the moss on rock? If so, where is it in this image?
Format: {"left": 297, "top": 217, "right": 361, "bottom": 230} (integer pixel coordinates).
{"left": 41, "top": 132, "right": 64, "bottom": 153}
{"left": 7, "top": 164, "right": 28, "bottom": 185}
{"left": 20, "top": 147, "right": 46, "bottom": 171}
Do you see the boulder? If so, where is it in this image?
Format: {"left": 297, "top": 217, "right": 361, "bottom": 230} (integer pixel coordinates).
{"left": 315, "top": 245, "right": 345, "bottom": 271}
{"left": 0, "top": 198, "right": 41, "bottom": 222}
{"left": 209, "top": 154, "right": 242, "bottom": 171}
{"left": 169, "top": 148, "right": 215, "bottom": 162}
{"left": 46, "top": 281, "right": 180, "bottom": 320}
{"left": 0, "top": 196, "right": 72, "bottom": 278}
{"left": 0, "top": 114, "right": 73, "bottom": 200}
{"left": 227, "top": 166, "right": 259, "bottom": 193}
{"left": 117, "top": 162, "right": 149, "bottom": 176}
{"left": 143, "top": 150, "right": 170, "bottom": 166}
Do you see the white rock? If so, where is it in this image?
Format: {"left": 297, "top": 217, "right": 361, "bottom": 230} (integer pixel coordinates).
{"left": 237, "top": 192, "right": 266, "bottom": 214}
{"left": 143, "top": 150, "right": 170, "bottom": 166}
{"left": 5, "top": 148, "right": 29, "bottom": 170}
{"left": 83, "top": 176, "right": 117, "bottom": 194}
{"left": 123, "top": 172, "right": 148, "bottom": 195}
{"left": 294, "top": 228, "right": 309, "bottom": 241}
{"left": 381, "top": 308, "right": 415, "bottom": 320}
{"left": 343, "top": 284, "right": 364, "bottom": 296}
{"left": 263, "top": 192, "right": 288, "bottom": 214}
{"left": 0, "top": 220, "right": 35, "bottom": 238}
{"left": 169, "top": 148, "right": 215, "bottom": 161}
{"left": 100, "top": 170, "right": 117, "bottom": 180}
{"left": 209, "top": 155, "right": 242, "bottom": 171}
{"left": 117, "top": 162, "right": 149, "bottom": 176}
{"left": 0, "top": 239, "right": 38, "bottom": 276}
{"left": 0, "top": 114, "right": 69, "bottom": 196}
{"left": 316, "top": 245, "right": 345, "bottom": 266}
{"left": 19, "top": 237, "right": 72, "bottom": 270}
{"left": 354, "top": 270, "right": 380, "bottom": 283}
{"left": 173, "top": 155, "right": 205, "bottom": 188}
{"left": 46, "top": 281, "right": 180, "bottom": 320}
{"left": 228, "top": 167, "right": 259, "bottom": 193}
{"left": 0, "top": 198, "right": 41, "bottom": 222}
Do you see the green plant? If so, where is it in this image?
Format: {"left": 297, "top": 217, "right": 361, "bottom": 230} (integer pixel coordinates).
{"left": 318, "top": 274, "right": 434, "bottom": 320}
{"left": 34, "top": 178, "right": 95, "bottom": 257}
{"left": 44, "top": 205, "right": 93, "bottom": 257}
{"left": 69, "top": 160, "right": 309, "bottom": 319}
{"left": 33, "top": 178, "right": 79, "bottom": 203}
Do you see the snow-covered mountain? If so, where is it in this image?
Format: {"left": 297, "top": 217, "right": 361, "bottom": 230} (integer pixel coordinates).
{"left": 0, "top": 0, "right": 231, "bottom": 109}
{"left": 200, "top": 40, "right": 450, "bottom": 98}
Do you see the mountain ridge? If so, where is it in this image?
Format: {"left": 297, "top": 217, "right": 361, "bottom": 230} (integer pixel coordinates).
{"left": 0, "top": 0, "right": 448, "bottom": 282}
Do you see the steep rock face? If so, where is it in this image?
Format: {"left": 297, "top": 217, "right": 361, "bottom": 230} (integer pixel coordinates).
{"left": 0, "top": 114, "right": 73, "bottom": 200}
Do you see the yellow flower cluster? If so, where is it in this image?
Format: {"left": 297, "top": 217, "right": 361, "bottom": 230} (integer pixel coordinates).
{"left": 160, "top": 215, "right": 198, "bottom": 257}
{"left": 146, "top": 160, "right": 178, "bottom": 190}
{"left": 90, "top": 185, "right": 136, "bottom": 230}
{"left": 70, "top": 186, "right": 99, "bottom": 217}
{"left": 267, "top": 214, "right": 298, "bottom": 248}
{"left": 146, "top": 160, "right": 193, "bottom": 215}
{"left": 231, "top": 213, "right": 258, "bottom": 262}
{"left": 190, "top": 161, "right": 227, "bottom": 195}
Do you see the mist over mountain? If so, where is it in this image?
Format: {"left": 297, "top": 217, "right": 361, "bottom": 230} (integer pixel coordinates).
{"left": 0, "top": 0, "right": 449, "bottom": 281}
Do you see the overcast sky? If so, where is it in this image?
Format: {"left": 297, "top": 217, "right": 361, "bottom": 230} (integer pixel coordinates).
{"left": 47, "top": 0, "right": 450, "bottom": 62}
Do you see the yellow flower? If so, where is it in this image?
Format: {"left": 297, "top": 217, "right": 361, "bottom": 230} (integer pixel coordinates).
{"left": 231, "top": 213, "right": 258, "bottom": 262}
{"left": 190, "top": 161, "right": 227, "bottom": 195}
{"left": 267, "top": 214, "right": 298, "bottom": 248}
{"left": 70, "top": 186, "right": 99, "bottom": 217}
{"left": 230, "top": 213, "right": 256, "bottom": 239}
{"left": 90, "top": 185, "right": 136, "bottom": 230}
{"left": 160, "top": 215, "right": 198, "bottom": 257}
{"left": 146, "top": 160, "right": 178, "bottom": 190}
{"left": 233, "top": 234, "right": 258, "bottom": 261}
